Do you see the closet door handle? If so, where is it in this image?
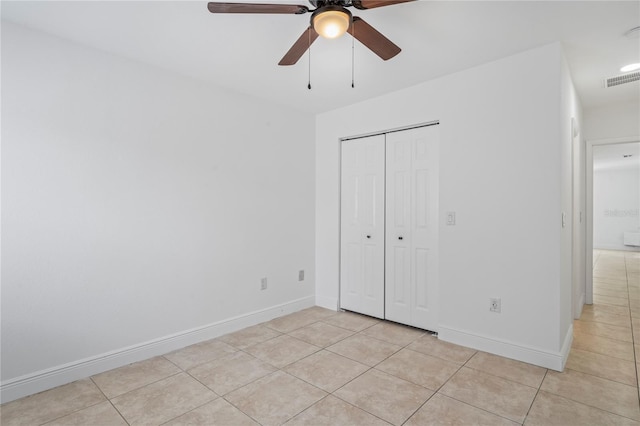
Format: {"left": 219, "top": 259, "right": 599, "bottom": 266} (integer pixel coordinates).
{"left": 398, "top": 236, "right": 403, "bottom": 240}
{"left": 366, "top": 235, "right": 371, "bottom": 239}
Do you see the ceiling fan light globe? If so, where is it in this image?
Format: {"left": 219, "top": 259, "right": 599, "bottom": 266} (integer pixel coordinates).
{"left": 313, "top": 9, "right": 351, "bottom": 39}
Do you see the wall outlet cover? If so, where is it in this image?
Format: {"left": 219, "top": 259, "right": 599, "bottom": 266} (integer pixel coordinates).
{"left": 446, "top": 212, "right": 456, "bottom": 226}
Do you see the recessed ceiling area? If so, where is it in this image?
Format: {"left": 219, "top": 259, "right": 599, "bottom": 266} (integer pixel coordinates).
{"left": 594, "top": 142, "right": 640, "bottom": 172}
{"left": 1, "top": 1, "right": 639, "bottom": 113}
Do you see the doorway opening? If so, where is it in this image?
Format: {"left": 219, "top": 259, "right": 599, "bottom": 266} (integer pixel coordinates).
{"left": 586, "top": 138, "right": 640, "bottom": 306}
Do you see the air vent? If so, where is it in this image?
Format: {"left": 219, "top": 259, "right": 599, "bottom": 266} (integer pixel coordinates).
{"left": 604, "top": 72, "right": 640, "bottom": 88}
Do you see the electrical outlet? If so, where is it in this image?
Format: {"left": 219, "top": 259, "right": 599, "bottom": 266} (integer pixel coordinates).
{"left": 446, "top": 212, "right": 456, "bottom": 226}
{"left": 261, "top": 277, "right": 268, "bottom": 291}
{"left": 298, "top": 270, "right": 305, "bottom": 281}
{"left": 489, "top": 298, "right": 501, "bottom": 313}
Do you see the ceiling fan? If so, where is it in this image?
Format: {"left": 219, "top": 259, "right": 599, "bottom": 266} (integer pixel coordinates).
{"left": 207, "top": 0, "right": 415, "bottom": 66}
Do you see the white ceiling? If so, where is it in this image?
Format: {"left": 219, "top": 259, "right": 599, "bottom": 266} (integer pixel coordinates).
{"left": 594, "top": 142, "right": 640, "bottom": 172}
{"left": 2, "top": 1, "right": 639, "bottom": 113}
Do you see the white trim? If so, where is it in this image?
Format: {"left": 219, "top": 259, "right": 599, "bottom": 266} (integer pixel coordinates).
{"left": 559, "top": 324, "right": 574, "bottom": 371}
{"left": 438, "top": 324, "right": 573, "bottom": 371}
{"left": 315, "top": 295, "right": 338, "bottom": 311}
{"left": 575, "top": 292, "right": 585, "bottom": 320}
{"left": 339, "top": 120, "right": 440, "bottom": 142}
{"left": 585, "top": 136, "right": 640, "bottom": 305}
{"left": 0, "top": 296, "right": 315, "bottom": 403}
{"left": 594, "top": 243, "right": 640, "bottom": 252}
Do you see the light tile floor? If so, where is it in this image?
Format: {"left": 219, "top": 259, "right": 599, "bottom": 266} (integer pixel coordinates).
{"left": 2, "top": 249, "right": 640, "bottom": 425}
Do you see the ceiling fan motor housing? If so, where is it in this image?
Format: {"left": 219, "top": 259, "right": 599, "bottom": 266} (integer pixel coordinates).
{"left": 309, "top": 0, "right": 352, "bottom": 8}
{"left": 311, "top": 5, "right": 353, "bottom": 38}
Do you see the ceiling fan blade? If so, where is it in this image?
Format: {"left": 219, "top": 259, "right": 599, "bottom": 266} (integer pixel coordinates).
{"left": 207, "top": 2, "right": 309, "bottom": 14}
{"left": 348, "top": 17, "right": 401, "bottom": 60}
{"left": 278, "top": 26, "right": 319, "bottom": 66}
{"left": 351, "top": 0, "right": 415, "bottom": 10}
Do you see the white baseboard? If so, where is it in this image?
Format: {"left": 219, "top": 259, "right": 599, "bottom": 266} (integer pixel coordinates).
{"left": 438, "top": 324, "right": 573, "bottom": 371}
{"left": 574, "top": 292, "right": 586, "bottom": 319}
{"left": 315, "top": 295, "right": 338, "bottom": 311}
{"left": 0, "top": 296, "right": 315, "bottom": 404}
{"left": 594, "top": 243, "right": 640, "bottom": 252}
{"left": 559, "top": 324, "right": 574, "bottom": 371}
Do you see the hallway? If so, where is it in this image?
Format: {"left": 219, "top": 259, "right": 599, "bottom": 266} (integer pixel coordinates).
{"left": 564, "top": 249, "right": 640, "bottom": 417}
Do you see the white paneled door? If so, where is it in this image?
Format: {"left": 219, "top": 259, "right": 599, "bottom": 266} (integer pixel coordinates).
{"left": 385, "top": 126, "right": 439, "bottom": 330}
{"left": 340, "top": 135, "right": 385, "bottom": 319}
{"left": 340, "top": 125, "right": 439, "bottom": 330}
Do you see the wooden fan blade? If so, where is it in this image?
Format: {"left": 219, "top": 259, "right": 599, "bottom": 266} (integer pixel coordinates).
{"left": 348, "top": 17, "right": 401, "bottom": 60}
{"left": 278, "top": 26, "right": 319, "bottom": 66}
{"left": 207, "top": 2, "right": 309, "bottom": 14}
{"left": 351, "top": 0, "right": 414, "bottom": 10}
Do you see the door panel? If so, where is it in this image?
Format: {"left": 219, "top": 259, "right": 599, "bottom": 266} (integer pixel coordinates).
{"left": 386, "top": 126, "right": 439, "bottom": 330}
{"left": 415, "top": 248, "right": 429, "bottom": 310}
{"left": 340, "top": 135, "right": 385, "bottom": 319}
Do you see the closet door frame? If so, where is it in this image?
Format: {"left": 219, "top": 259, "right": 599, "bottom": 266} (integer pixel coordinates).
{"left": 338, "top": 121, "right": 440, "bottom": 329}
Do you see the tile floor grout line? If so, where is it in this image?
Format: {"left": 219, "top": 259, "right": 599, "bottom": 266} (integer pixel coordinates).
{"left": 590, "top": 251, "right": 640, "bottom": 401}
{"left": 459, "top": 363, "right": 543, "bottom": 390}
{"left": 220, "top": 394, "right": 265, "bottom": 426}
{"left": 318, "top": 332, "right": 431, "bottom": 424}
{"left": 285, "top": 322, "right": 358, "bottom": 349}
{"left": 270, "top": 370, "right": 385, "bottom": 425}
{"left": 569, "top": 341, "right": 636, "bottom": 363}
{"left": 522, "top": 368, "right": 548, "bottom": 424}
{"left": 103, "top": 370, "right": 184, "bottom": 402}
{"left": 327, "top": 367, "right": 419, "bottom": 426}
{"left": 192, "top": 346, "right": 286, "bottom": 396}
{"left": 282, "top": 393, "right": 333, "bottom": 424}
{"left": 324, "top": 394, "right": 393, "bottom": 426}
{"left": 162, "top": 354, "right": 186, "bottom": 371}
{"left": 89, "top": 376, "right": 131, "bottom": 426}
{"left": 36, "top": 398, "right": 111, "bottom": 426}
{"left": 530, "top": 386, "right": 640, "bottom": 423}
{"left": 398, "top": 392, "right": 437, "bottom": 426}
{"left": 570, "top": 328, "right": 634, "bottom": 344}
{"left": 216, "top": 368, "right": 291, "bottom": 426}
{"left": 184, "top": 330, "right": 329, "bottom": 426}
{"left": 562, "top": 365, "right": 638, "bottom": 389}
{"left": 106, "top": 399, "right": 131, "bottom": 426}
{"left": 396, "top": 350, "right": 474, "bottom": 425}
{"left": 575, "top": 255, "right": 639, "bottom": 389}
{"left": 430, "top": 392, "right": 525, "bottom": 425}
{"left": 401, "top": 345, "right": 534, "bottom": 424}
{"left": 443, "top": 352, "right": 539, "bottom": 424}
{"left": 155, "top": 395, "right": 218, "bottom": 426}
{"left": 625, "top": 254, "right": 640, "bottom": 404}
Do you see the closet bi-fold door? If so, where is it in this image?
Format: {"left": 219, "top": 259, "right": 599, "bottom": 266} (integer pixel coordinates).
{"left": 385, "top": 126, "right": 439, "bottom": 330}
{"left": 340, "top": 135, "right": 385, "bottom": 319}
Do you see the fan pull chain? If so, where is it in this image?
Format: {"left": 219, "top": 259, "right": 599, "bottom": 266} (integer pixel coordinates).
{"left": 351, "top": 22, "right": 355, "bottom": 88}
{"left": 351, "top": 28, "right": 355, "bottom": 88}
{"left": 308, "top": 28, "right": 312, "bottom": 90}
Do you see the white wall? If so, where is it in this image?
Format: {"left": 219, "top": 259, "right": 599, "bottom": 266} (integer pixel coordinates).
{"left": 316, "top": 43, "right": 574, "bottom": 370}
{"left": 593, "top": 168, "right": 640, "bottom": 250}
{"left": 1, "top": 23, "right": 315, "bottom": 401}
{"left": 584, "top": 100, "right": 640, "bottom": 141}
